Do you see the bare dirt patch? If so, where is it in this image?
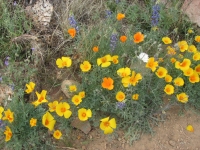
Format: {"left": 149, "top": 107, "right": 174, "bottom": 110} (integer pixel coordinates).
{"left": 68, "top": 107, "right": 200, "bottom": 150}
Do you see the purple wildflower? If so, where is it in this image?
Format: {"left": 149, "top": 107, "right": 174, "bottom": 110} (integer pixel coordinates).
{"left": 106, "top": 10, "right": 112, "bottom": 18}
{"left": 0, "top": 77, "right": 2, "bottom": 82}
{"left": 110, "top": 33, "right": 118, "bottom": 52}
{"left": 31, "top": 47, "right": 35, "bottom": 51}
{"left": 116, "top": 102, "right": 126, "bottom": 109}
{"left": 10, "top": 84, "right": 15, "bottom": 91}
{"left": 13, "top": 1, "right": 17, "bottom": 6}
{"left": 0, "top": 120, "right": 5, "bottom": 129}
{"left": 151, "top": 4, "right": 160, "bottom": 27}
{"left": 116, "top": 0, "right": 120, "bottom": 3}
{"left": 4, "top": 57, "right": 10, "bottom": 66}
{"left": 68, "top": 14, "right": 79, "bottom": 32}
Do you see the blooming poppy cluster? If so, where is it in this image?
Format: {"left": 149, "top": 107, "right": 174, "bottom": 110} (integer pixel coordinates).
{"left": 97, "top": 54, "right": 119, "bottom": 67}
{"left": 71, "top": 91, "right": 85, "bottom": 106}
{"left": 4, "top": 5, "right": 200, "bottom": 148}
{"left": 146, "top": 35, "right": 200, "bottom": 104}
{"left": 0, "top": 106, "right": 14, "bottom": 141}
{"left": 117, "top": 67, "right": 142, "bottom": 87}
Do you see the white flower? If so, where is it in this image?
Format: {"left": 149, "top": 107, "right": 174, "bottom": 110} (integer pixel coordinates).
{"left": 137, "top": 52, "right": 149, "bottom": 63}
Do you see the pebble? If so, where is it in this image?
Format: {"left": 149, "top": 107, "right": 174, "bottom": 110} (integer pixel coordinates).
{"left": 169, "top": 140, "right": 176, "bottom": 147}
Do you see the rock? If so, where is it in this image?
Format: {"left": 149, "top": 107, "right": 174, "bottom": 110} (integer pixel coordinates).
{"left": 0, "top": 84, "right": 14, "bottom": 106}
{"left": 181, "top": 0, "right": 200, "bottom": 27}
{"left": 25, "top": 0, "right": 53, "bottom": 29}
{"left": 168, "top": 140, "right": 176, "bottom": 147}
{"left": 71, "top": 118, "right": 91, "bottom": 134}
{"left": 61, "top": 80, "right": 79, "bottom": 98}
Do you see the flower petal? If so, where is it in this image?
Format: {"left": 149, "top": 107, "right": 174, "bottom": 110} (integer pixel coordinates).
{"left": 64, "top": 110, "right": 72, "bottom": 119}
{"left": 104, "top": 126, "right": 113, "bottom": 134}
{"left": 109, "top": 118, "right": 116, "bottom": 129}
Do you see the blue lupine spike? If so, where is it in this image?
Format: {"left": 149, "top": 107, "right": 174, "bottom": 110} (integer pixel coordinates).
{"left": 110, "top": 32, "right": 118, "bottom": 52}
{"left": 151, "top": 4, "right": 160, "bottom": 27}
{"left": 116, "top": 102, "right": 126, "bottom": 109}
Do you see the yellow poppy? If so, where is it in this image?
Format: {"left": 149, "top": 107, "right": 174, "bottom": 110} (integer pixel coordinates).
{"left": 155, "top": 67, "right": 168, "bottom": 78}
{"left": 162, "top": 37, "right": 172, "bottom": 44}
{"left": 53, "top": 130, "right": 62, "bottom": 139}
{"left": 56, "top": 102, "right": 72, "bottom": 119}
{"left": 2, "top": 109, "right": 14, "bottom": 123}
{"left": 30, "top": 118, "right": 37, "bottom": 127}
{"left": 32, "top": 90, "right": 48, "bottom": 107}
{"left": 42, "top": 112, "right": 56, "bottom": 131}
{"left": 25, "top": 82, "right": 35, "bottom": 94}
{"left": 100, "top": 117, "right": 116, "bottom": 134}
{"left": 97, "top": 55, "right": 112, "bottom": 67}
{"left": 72, "top": 95, "right": 82, "bottom": 106}
{"left": 146, "top": 57, "right": 158, "bottom": 72}
{"left": 78, "top": 108, "right": 92, "bottom": 121}
{"left": 56, "top": 57, "right": 72, "bottom": 68}
{"left": 116, "top": 91, "right": 125, "bottom": 102}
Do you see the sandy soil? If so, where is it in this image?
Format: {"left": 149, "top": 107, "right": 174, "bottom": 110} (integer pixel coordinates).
{"left": 68, "top": 107, "right": 200, "bottom": 150}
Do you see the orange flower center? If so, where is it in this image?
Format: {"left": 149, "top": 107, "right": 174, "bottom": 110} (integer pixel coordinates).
{"left": 180, "top": 61, "right": 187, "bottom": 67}
{"left": 7, "top": 115, "right": 12, "bottom": 121}
{"left": 82, "top": 113, "right": 86, "bottom": 118}
{"left": 158, "top": 71, "right": 163, "bottom": 76}
{"left": 101, "top": 57, "right": 107, "bottom": 63}
{"left": 190, "top": 75, "right": 197, "bottom": 82}
{"left": 62, "top": 61, "right": 67, "bottom": 67}
{"left": 75, "top": 98, "right": 79, "bottom": 102}
{"left": 196, "top": 68, "right": 200, "bottom": 72}
{"left": 8, "top": 132, "right": 12, "bottom": 137}
{"left": 113, "top": 59, "right": 117, "bottom": 64}
{"left": 166, "top": 88, "right": 170, "bottom": 92}
{"left": 61, "top": 107, "right": 66, "bottom": 113}
{"left": 38, "top": 96, "right": 44, "bottom": 102}
{"left": 180, "top": 45, "right": 184, "bottom": 49}
{"left": 130, "top": 77, "right": 135, "bottom": 82}
{"left": 121, "top": 72, "right": 126, "bottom": 77}
{"left": 56, "top": 132, "right": 60, "bottom": 136}
{"left": 104, "top": 121, "right": 110, "bottom": 127}
{"left": 148, "top": 61, "right": 154, "bottom": 67}
{"left": 179, "top": 96, "right": 184, "bottom": 100}
{"left": 45, "top": 119, "right": 49, "bottom": 126}
{"left": 119, "top": 94, "right": 124, "bottom": 99}
{"left": 84, "top": 64, "right": 89, "bottom": 69}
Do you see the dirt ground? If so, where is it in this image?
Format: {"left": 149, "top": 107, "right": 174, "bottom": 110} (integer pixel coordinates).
{"left": 68, "top": 107, "right": 200, "bottom": 150}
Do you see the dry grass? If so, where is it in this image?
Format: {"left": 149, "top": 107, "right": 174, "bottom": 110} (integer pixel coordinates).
{"left": 58, "top": 0, "right": 105, "bottom": 34}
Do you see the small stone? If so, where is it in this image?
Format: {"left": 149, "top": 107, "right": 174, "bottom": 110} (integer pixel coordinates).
{"left": 181, "top": 0, "right": 200, "bottom": 27}
{"left": 61, "top": 80, "right": 79, "bottom": 98}
{"left": 89, "top": 135, "right": 92, "bottom": 139}
{"left": 169, "top": 140, "right": 176, "bottom": 147}
{"left": 82, "top": 146, "right": 86, "bottom": 150}
{"left": 122, "top": 144, "right": 125, "bottom": 149}
{"left": 71, "top": 118, "right": 91, "bottom": 134}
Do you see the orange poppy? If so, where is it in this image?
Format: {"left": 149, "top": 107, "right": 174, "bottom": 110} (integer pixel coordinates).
{"left": 101, "top": 77, "right": 114, "bottom": 90}
{"left": 93, "top": 46, "right": 99, "bottom": 52}
{"left": 133, "top": 32, "right": 144, "bottom": 43}
{"left": 117, "top": 13, "right": 125, "bottom": 20}
{"left": 120, "top": 36, "right": 127, "bottom": 43}
{"left": 68, "top": 28, "right": 76, "bottom": 38}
